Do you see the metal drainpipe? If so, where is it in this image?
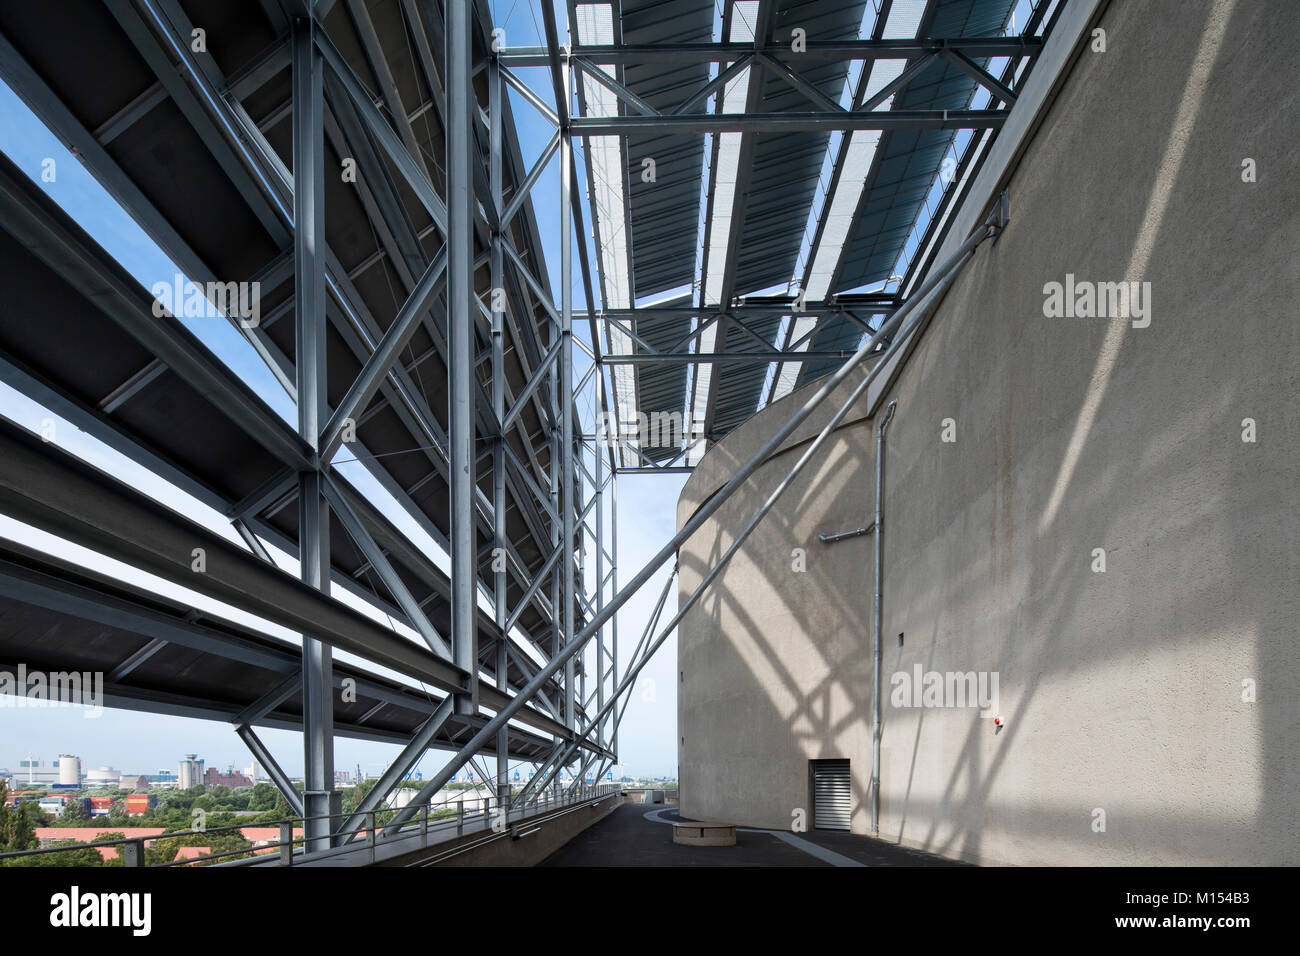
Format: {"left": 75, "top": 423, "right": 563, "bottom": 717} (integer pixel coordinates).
{"left": 871, "top": 400, "right": 897, "bottom": 835}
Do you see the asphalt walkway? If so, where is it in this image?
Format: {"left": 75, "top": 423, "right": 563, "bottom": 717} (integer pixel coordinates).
{"left": 540, "top": 805, "right": 969, "bottom": 866}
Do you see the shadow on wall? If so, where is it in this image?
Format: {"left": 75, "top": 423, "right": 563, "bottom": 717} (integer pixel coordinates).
{"left": 677, "top": 0, "right": 1299, "bottom": 865}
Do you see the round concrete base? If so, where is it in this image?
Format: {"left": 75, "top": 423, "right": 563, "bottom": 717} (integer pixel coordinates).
{"left": 672, "top": 821, "right": 737, "bottom": 847}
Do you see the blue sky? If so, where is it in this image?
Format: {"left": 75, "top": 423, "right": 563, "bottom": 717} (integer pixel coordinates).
{"left": 0, "top": 1, "right": 685, "bottom": 781}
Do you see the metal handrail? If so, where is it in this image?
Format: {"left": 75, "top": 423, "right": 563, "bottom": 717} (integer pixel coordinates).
{"left": 0, "top": 780, "right": 624, "bottom": 867}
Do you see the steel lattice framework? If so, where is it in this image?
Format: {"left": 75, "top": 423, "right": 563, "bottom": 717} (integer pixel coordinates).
{"left": 0, "top": 0, "right": 1056, "bottom": 857}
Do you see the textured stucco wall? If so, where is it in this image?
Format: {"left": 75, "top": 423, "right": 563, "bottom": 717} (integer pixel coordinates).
{"left": 676, "top": 0, "right": 1299, "bottom": 865}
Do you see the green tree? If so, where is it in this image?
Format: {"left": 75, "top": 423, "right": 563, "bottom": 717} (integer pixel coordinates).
{"left": 148, "top": 830, "right": 252, "bottom": 867}
{"left": 14, "top": 840, "right": 103, "bottom": 867}
{"left": 271, "top": 787, "right": 301, "bottom": 820}
{"left": 0, "top": 780, "right": 39, "bottom": 858}
{"left": 105, "top": 800, "right": 130, "bottom": 827}
{"left": 17, "top": 830, "right": 130, "bottom": 868}
{"left": 56, "top": 798, "right": 89, "bottom": 826}
{"left": 247, "top": 782, "right": 278, "bottom": 811}
{"left": 340, "top": 778, "right": 379, "bottom": 816}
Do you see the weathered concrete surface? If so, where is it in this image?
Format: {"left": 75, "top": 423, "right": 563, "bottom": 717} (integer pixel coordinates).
{"left": 677, "top": 0, "right": 1299, "bottom": 865}
{"left": 672, "top": 821, "right": 737, "bottom": 846}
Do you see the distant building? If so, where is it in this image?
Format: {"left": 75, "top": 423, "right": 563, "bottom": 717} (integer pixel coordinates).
{"left": 125, "top": 793, "right": 155, "bottom": 815}
{"left": 57, "top": 754, "right": 81, "bottom": 787}
{"left": 148, "top": 769, "right": 177, "bottom": 788}
{"left": 88, "top": 796, "right": 113, "bottom": 818}
{"left": 16, "top": 758, "right": 60, "bottom": 786}
{"left": 203, "top": 766, "right": 253, "bottom": 789}
{"left": 84, "top": 766, "right": 120, "bottom": 788}
{"left": 178, "top": 754, "right": 204, "bottom": 789}
{"left": 38, "top": 795, "right": 90, "bottom": 817}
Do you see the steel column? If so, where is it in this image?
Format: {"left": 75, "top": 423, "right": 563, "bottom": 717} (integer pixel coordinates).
{"left": 446, "top": 0, "right": 477, "bottom": 716}
{"left": 490, "top": 54, "right": 511, "bottom": 801}
{"left": 610, "top": 469, "right": 619, "bottom": 757}
{"left": 292, "top": 14, "right": 334, "bottom": 853}
{"left": 871, "top": 401, "right": 897, "bottom": 834}
{"left": 559, "top": 62, "right": 576, "bottom": 734}
{"left": 595, "top": 384, "right": 606, "bottom": 753}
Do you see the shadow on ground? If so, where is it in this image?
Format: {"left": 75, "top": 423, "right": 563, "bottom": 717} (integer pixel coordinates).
{"left": 539, "top": 805, "right": 970, "bottom": 867}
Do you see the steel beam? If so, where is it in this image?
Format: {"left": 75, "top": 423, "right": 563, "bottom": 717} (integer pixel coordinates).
{"left": 446, "top": 0, "right": 477, "bottom": 717}
{"left": 321, "top": 476, "right": 452, "bottom": 659}
{"left": 232, "top": 670, "right": 303, "bottom": 727}
{"left": 501, "top": 65, "right": 559, "bottom": 127}
{"left": 576, "top": 297, "right": 896, "bottom": 320}
{"left": 571, "top": 57, "right": 660, "bottom": 116}
{"left": 0, "top": 157, "right": 311, "bottom": 473}
{"left": 604, "top": 350, "right": 861, "bottom": 364}
{"left": 315, "top": 27, "right": 448, "bottom": 231}
{"left": 571, "top": 109, "right": 1008, "bottom": 135}
{"left": 337, "top": 695, "right": 455, "bottom": 836}
{"left": 501, "top": 129, "right": 561, "bottom": 228}
{"left": 698, "top": 1, "right": 774, "bottom": 449}
{"left": 940, "top": 47, "right": 1019, "bottom": 106}
{"left": 107, "top": 637, "right": 168, "bottom": 683}
{"left": 236, "top": 724, "right": 305, "bottom": 817}
{"left": 535, "top": 232, "right": 993, "bottom": 775}
{"left": 505, "top": 545, "right": 563, "bottom": 634}
{"left": 0, "top": 28, "right": 297, "bottom": 397}
{"left": 319, "top": 247, "right": 449, "bottom": 459}
{"left": 757, "top": 53, "right": 844, "bottom": 113}
{"left": 671, "top": 54, "right": 752, "bottom": 115}
{"left": 861, "top": 52, "right": 941, "bottom": 112}
{"left": 502, "top": 340, "right": 562, "bottom": 433}
{"left": 0, "top": 542, "right": 571, "bottom": 751}
{"left": 498, "top": 37, "right": 1043, "bottom": 66}
{"left": 383, "top": 225, "right": 992, "bottom": 831}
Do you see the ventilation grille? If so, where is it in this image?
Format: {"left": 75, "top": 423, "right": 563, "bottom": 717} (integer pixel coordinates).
{"left": 812, "top": 759, "right": 852, "bottom": 831}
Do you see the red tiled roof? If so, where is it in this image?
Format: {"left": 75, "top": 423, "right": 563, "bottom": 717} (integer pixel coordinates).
{"left": 36, "top": 826, "right": 166, "bottom": 840}
{"left": 32, "top": 826, "right": 302, "bottom": 860}
{"left": 238, "top": 827, "right": 303, "bottom": 843}
{"left": 36, "top": 827, "right": 166, "bottom": 861}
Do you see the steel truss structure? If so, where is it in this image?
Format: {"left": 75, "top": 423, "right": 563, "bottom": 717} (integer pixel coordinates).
{"left": 0, "top": 0, "right": 1057, "bottom": 858}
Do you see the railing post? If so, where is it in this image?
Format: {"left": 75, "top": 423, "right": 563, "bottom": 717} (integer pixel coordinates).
{"left": 123, "top": 838, "right": 145, "bottom": 868}
{"left": 421, "top": 805, "right": 429, "bottom": 847}
{"left": 366, "top": 812, "right": 376, "bottom": 864}
{"left": 457, "top": 799, "right": 464, "bottom": 836}
{"left": 279, "top": 823, "right": 293, "bottom": 866}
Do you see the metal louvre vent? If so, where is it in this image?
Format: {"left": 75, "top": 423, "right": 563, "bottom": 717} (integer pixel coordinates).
{"left": 812, "top": 759, "right": 852, "bottom": 831}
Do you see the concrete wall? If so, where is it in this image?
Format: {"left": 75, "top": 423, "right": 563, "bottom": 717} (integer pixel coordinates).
{"left": 676, "top": 0, "right": 1298, "bottom": 865}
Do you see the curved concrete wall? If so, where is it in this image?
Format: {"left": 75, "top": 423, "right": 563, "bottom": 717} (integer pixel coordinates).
{"left": 676, "top": 0, "right": 1298, "bottom": 865}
